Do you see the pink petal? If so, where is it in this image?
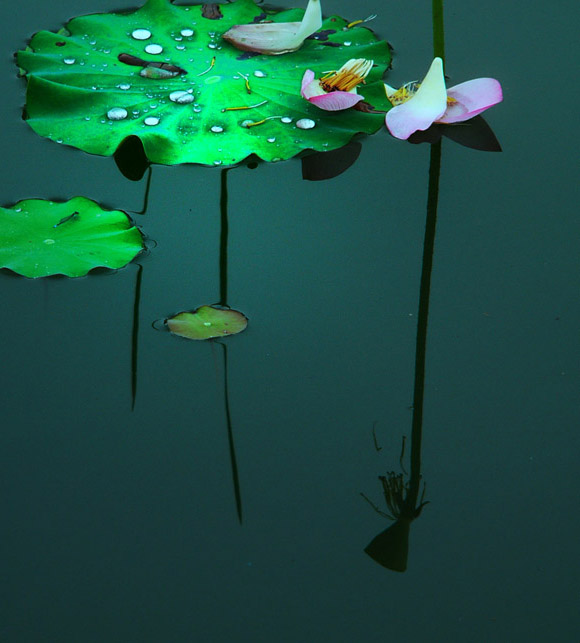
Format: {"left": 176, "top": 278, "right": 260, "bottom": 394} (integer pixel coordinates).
{"left": 438, "top": 78, "right": 503, "bottom": 124}
{"left": 308, "top": 90, "right": 363, "bottom": 111}
{"left": 300, "top": 70, "right": 320, "bottom": 99}
{"left": 385, "top": 57, "right": 448, "bottom": 140}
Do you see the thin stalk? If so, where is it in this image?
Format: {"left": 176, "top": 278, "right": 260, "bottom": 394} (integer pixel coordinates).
{"left": 219, "top": 341, "right": 243, "bottom": 523}
{"left": 432, "top": 0, "right": 445, "bottom": 62}
{"left": 218, "top": 169, "right": 230, "bottom": 307}
{"left": 408, "top": 140, "right": 442, "bottom": 507}
{"left": 131, "top": 263, "right": 144, "bottom": 411}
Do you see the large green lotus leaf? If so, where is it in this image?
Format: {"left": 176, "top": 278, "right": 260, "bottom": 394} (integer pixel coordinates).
{"left": 167, "top": 306, "right": 248, "bottom": 340}
{"left": 0, "top": 197, "right": 144, "bottom": 278}
{"left": 17, "top": 0, "right": 392, "bottom": 166}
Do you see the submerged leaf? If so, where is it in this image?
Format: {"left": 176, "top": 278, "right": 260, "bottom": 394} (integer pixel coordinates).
{"left": 0, "top": 197, "right": 144, "bottom": 278}
{"left": 17, "top": 0, "right": 391, "bottom": 166}
{"left": 167, "top": 306, "right": 248, "bottom": 340}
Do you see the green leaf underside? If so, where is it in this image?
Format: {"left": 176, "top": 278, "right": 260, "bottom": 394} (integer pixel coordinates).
{"left": 0, "top": 197, "right": 144, "bottom": 278}
{"left": 18, "top": 0, "right": 392, "bottom": 166}
{"left": 167, "top": 306, "right": 248, "bottom": 340}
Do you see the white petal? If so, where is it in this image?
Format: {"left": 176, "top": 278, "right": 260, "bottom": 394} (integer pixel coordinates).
{"left": 223, "top": 0, "right": 322, "bottom": 55}
{"left": 385, "top": 57, "right": 448, "bottom": 140}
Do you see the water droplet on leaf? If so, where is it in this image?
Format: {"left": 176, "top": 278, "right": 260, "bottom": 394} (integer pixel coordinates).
{"left": 144, "top": 44, "right": 163, "bottom": 55}
{"left": 296, "top": 118, "right": 316, "bottom": 130}
{"left": 107, "top": 107, "right": 128, "bottom": 120}
{"left": 131, "top": 29, "right": 152, "bottom": 40}
{"left": 169, "top": 90, "right": 194, "bottom": 104}
{"left": 181, "top": 28, "right": 194, "bottom": 37}
{"left": 253, "top": 70, "right": 267, "bottom": 78}
{"left": 210, "top": 125, "right": 224, "bottom": 133}
{"left": 281, "top": 116, "right": 292, "bottom": 123}
{"left": 63, "top": 57, "right": 75, "bottom": 65}
{"left": 144, "top": 116, "right": 160, "bottom": 126}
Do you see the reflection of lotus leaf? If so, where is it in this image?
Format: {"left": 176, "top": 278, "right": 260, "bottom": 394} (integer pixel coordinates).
{"left": 0, "top": 197, "right": 144, "bottom": 278}
{"left": 167, "top": 306, "right": 248, "bottom": 340}
{"left": 17, "top": 0, "right": 391, "bottom": 166}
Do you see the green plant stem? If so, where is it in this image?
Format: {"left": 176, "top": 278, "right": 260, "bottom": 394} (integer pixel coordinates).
{"left": 408, "top": 140, "right": 442, "bottom": 508}
{"left": 432, "top": 0, "right": 445, "bottom": 62}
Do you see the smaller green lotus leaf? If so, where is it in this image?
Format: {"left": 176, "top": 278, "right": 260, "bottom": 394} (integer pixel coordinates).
{"left": 167, "top": 306, "right": 248, "bottom": 340}
{"left": 17, "top": 0, "right": 392, "bottom": 166}
{"left": 0, "top": 196, "right": 144, "bottom": 278}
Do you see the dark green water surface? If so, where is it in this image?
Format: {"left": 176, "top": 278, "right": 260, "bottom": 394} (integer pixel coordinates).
{"left": 1, "top": 1, "right": 579, "bottom": 641}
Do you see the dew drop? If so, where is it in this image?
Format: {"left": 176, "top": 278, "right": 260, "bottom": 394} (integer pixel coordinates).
{"left": 131, "top": 28, "right": 151, "bottom": 40}
{"left": 267, "top": 137, "right": 276, "bottom": 143}
{"left": 63, "top": 57, "right": 75, "bottom": 65}
{"left": 344, "top": 41, "right": 352, "bottom": 46}
{"left": 281, "top": 116, "right": 292, "bottom": 124}
{"left": 296, "top": 118, "right": 316, "bottom": 130}
{"left": 203, "top": 322, "right": 212, "bottom": 326}
{"left": 213, "top": 160, "right": 222, "bottom": 166}
{"left": 117, "top": 83, "right": 131, "bottom": 90}
{"left": 208, "top": 43, "right": 217, "bottom": 49}
{"left": 181, "top": 28, "right": 194, "bottom": 37}
{"left": 43, "top": 239, "right": 55, "bottom": 245}
{"left": 169, "top": 90, "right": 194, "bottom": 104}
{"left": 144, "top": 116, "right": 160, "bottom": 126}
{"left": 193, "top": 105, "right": 202, "bottom": 113}
{"left": 176, "top": 45, "right": 186, "bottom": 51}
{"left": 144, "top": 43, "right": 163, "bottom": 55}
{"left": 210, "top": 125, "right": 224, "bottom": 133}
{"left": 253, "top": 70, "right": 267, "bottom": 78}
{"left": 107, "top": 107, "right": 128, "bottom": 121}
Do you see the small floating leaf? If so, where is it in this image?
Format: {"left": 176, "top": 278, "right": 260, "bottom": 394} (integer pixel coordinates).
{"left": 17, "top": 0, "right": 391, "bottom": 166}
{"left": 0, "top": 197, "right": 144, "bottom": 278}
{"left": 167, "top": 306, "right": 248, "bottom": 340}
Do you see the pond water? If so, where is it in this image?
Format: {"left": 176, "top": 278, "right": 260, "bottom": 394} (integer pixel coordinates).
{"left": 1, "top": 1, "right": 579, "bottom": 641}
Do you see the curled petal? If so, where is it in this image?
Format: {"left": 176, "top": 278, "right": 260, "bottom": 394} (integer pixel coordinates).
{"left": 385, "top": 57, "right": 448, "bottom": 140}
{"left": 307, "top": 91, "right": 364, "bottom": 111}
{"left": 439, "top": 78, "right": 503, "bottom": 123}
{"left": 223, "top": 0, "right": 322, "bottom": 55}
{"left": 300, "top": 69, "right": 364, "bottom": 111}
{"left": 300, "top": 69, "right": 320, "bottom": 98}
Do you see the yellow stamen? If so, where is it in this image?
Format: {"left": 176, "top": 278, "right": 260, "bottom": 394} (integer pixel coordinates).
{"left": 196, "top": 56, "right": 216, "bottom": 77}
{"left": 320, "top": 58, "right": 373, "bottom": 93}
{"left": 222, "top": 100, "right": 269, "bottom": 112}
{"left": 345, "top": 14, "right": 377, "bottom": 29}
{"left": 242, "top": 115, "right": 283, "bottom": 128}
{"left": 237, "top": 71, "right": 252, "bottom": 94}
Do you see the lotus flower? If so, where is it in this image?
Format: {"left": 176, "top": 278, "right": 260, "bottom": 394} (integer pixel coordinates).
{"left": 223, "top": 0, "right": 322, "bottom": 55}
{"left": 300, "top": 58, "right": 374, "bottom": 111}
{"left": 384, "top": 57, "right": 503, "bottom": 140}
